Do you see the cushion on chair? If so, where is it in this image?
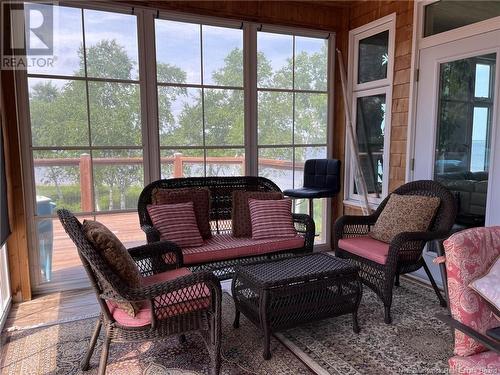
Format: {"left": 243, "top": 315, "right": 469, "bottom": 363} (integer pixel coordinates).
{"left": 449, "top": 351, "right": 500, "bottom": 375}
{"left": 369, "top": 193, "right": 441, "bottom": 243}
{"left": 107, "top": 267, "right": 211, "bottom": 327}
{"left": 152, "top": 187, "right": 211, "bottom": 239}
{"left": 82, "top": 219, "right": 142, "bottom": 317}
{"left": 443, "top": 226, "right": 500, "bottom": 357}
{"left": 231, "top": 191, "right": 283, "bottom": 237}
{"left": 469, "top": 255, "right": 500, "bottom": 313}
{"left": 283, "top": 187, "right": 338, "bottom": 199}
{"left": 338, "top": 236, "right": 390, "bottom": 265}
{"left": 248, "top": 198, "right": 297, "bottom": 240}
{"left": 147, "top": 202, "right": 204, "bottom": 248}
{"left": 182, "top": 233, "right": 304, "bottom": 265}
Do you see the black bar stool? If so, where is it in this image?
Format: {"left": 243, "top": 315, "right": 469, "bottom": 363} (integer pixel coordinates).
{"left": 283, "top": 159, "right": 341, "bottom": 218}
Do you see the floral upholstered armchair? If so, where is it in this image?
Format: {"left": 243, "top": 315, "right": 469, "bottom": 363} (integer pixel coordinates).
{"left": 440, "top": 226, "right": 500, "bottom": 374}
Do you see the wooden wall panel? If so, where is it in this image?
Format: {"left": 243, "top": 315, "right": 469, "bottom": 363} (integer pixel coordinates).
{"left": 129, "top": 1, "right": 347, "bottom": 31}
{"left": 344, "top": 0, "right": 414, "bottom": 215}
{"left": 1, "top": 70, "right": 31, "bottom": 302}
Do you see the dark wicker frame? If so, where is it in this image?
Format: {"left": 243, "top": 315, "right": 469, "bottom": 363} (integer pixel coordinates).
{"left": 57, "top": 209, "right": 222, "bottom": 375}
{"left": 334, "top": 180, "right": 457, "bottom": 324}
{"left": 138, "top": 176, "right": 315, "bottom": 280}
{"left": 231, "top": 253, "right": 362, "bottom": 359}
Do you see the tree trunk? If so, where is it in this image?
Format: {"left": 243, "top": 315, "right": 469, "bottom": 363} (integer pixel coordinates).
{"left": 108, "top": 187, "right": 114, "bottom": 210}
{"left": 94, "top": 187, "right": 100, "bottom": 211}
{"left": 120, "top": 189, "right": 126, "bottom": 210}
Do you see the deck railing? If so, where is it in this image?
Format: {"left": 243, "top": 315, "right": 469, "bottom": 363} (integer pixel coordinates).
{"left": 34, "top": 153, "right": 302, "bottom": 211}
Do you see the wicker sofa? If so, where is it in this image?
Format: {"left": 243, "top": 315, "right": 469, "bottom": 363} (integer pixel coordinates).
{"left": 138, "top": 176, "right": 315, "bottom": 280}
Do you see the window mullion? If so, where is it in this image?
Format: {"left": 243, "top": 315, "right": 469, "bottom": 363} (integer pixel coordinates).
{"left": 139, "top": 9, "right": 160, "bottom": 183}
{"left": 244, "top": 23, "right": 258, "bottom": 176}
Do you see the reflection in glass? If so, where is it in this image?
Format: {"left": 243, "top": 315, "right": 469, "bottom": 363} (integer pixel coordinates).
{"left": 354, "top": 95, "right": 386, "bottom": 197}
{"left": 29, "top": 78, "right": 89, "bottom": 147}
{"left": 258, "top": 147, "right": 293, "bottom": 191}
{"left": 258, "top": 91, "right": 293, "bottom": 145}
{"left": 358, "top": 31, "right": 389, "bottom": 84}
{"left": 203, "top": 26, "right": 243, "bottom": 87}
{"left": 295, "top": 37, "right": 328, "bottom": 91}
{"left": 434, "top": 53, "right": 496, "bottom": 228}
{"left": 26, "top": 5, "right": 84, "bottom": 76}
{"left": 158, "top": 87, "right": 203, "bottom": 147}
{"left": 88, "top": 82, "right": 141, "bottom": 146}
{"left": 424, "top": 1, "right": 500, "bottom": 37}
{"left": 206, "top": 148, "right": 245, "bottom": 176}
{"left": 204, "top": 89, "right": 244, "bottom": 146}
{"left": 155, "top": 19, "right": 200, "bottom": 84}
{"left": 92, "top": 150, "right": 143, "bottom": 211}
{"left": 295, "top": 93, "right": 327, "bottom": 144}
{"left": 161, "top": 149, "right": 205, "bottom": 178}
{"left": 83, "top": 9, "right": 139, "bottom": 80}
{"left": 257, "top": 32, "right": 293, "bottom": 89}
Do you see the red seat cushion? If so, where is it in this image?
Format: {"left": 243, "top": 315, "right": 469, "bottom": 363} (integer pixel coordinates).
{"left": 338, "top": 236, "right": 390, "bottom": 265}
{"left": 182, "top": 233, "right": 305, "bottom": 265}
{"left": 107, "top": 267, "right": 211, "bottom": 327}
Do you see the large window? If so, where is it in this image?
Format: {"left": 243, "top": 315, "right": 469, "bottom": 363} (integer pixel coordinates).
{"left": 25, "top": 5, "right": 146, "bottom": 288}
{"left": 155, "top": 19, "right": 245, "bottom": 178}
{"left": 19, "top": 4, "right": 334, "bottom": 291}
{"left": 256, "top": 30, "right": 330, "bottom": 243}
{"left": 346, "top": 15, "right": 395, "bottom": 205}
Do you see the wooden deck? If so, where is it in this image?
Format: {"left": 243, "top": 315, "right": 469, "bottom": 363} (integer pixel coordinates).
{"left": 46, "top": 212, "right": 146, "bottom": 286}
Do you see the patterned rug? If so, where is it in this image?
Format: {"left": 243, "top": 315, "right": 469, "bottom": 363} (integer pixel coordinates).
{"left": 0, "top": 294, "right": 313, "bottom": 375}
{"left": 0, "top": 279, "right": 453, "bottom": 375}
{"left": 278, "top": 278, "right": 453, "bottom": 375}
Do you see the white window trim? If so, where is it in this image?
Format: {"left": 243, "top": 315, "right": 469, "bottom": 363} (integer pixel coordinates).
{"left": 14, "top": 2, "right": 336, "bottom": 292}
{"left": 344, "top": 13, "right": 396, "bottom": 208}
{"left": 416, "top": 0, "right": 500, "bottom": 50}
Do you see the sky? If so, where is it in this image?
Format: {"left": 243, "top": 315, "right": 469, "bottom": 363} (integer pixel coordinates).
{"left": 25, "top": 4, "right": 326, "bottom": 86}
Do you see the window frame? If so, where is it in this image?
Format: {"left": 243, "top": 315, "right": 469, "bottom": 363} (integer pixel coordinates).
{"left": 15, "top": 2, "right": 336, "bottom": 291}
{"left": 345, "top": 14, "right": 395, "bottom": 207}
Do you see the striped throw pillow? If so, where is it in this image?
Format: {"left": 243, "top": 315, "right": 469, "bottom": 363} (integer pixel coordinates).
{"left": 248, "top": 198, "right": 297, "bottom": 240}
{"left": 147, "top": 202, "right": 204, "bottom": 248}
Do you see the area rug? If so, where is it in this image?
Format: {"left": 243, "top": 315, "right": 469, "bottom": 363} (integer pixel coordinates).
{"left": 277, "top": 278, "right": 453, "bottom": 375}
{"left": 1, "top": 280, "right": 453, "bottom": 375}
{"left": 0, "top": 293, "right": 313, "bottom": 375}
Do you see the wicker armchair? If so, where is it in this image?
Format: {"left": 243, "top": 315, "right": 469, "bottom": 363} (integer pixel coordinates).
{"left": 57, "top": 209, "right": 222, "bottom": 375}
{"left": 334, "top": 180, "right": 457, "bottom": 324}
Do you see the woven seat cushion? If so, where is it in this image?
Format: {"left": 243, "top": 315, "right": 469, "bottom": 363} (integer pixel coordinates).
{"left": 231, "top": 191, "right": 283, "bottom": 237}
{"left": 248, "top": 198, "right": 297, "bottom": 240}
{"left": 369, "top": 193, "right": 441, "bottom": 243}
{"left": 83, "top": 219, "right": 142, "bottom": 317}
{"left": 147, "top": 202, "right": 204, "bottom": 248}
{"left": 107, "top": 267, "right": 211, "bottom": 328}
{"left": 449, "top": 351, "right": 500, "bottom": 375}
{"left": 182, "top": 233, "right": 304, "bottom": 265}
{"left": 152, "top": 187, "right": 211, "bottom": 239}
{"left": 338, "top": 236, "right": 390, "bottom": 265}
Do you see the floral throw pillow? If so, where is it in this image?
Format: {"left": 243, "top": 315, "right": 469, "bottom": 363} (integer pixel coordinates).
{"left": 369, "top": 193, "right": 441, "bottom": 243}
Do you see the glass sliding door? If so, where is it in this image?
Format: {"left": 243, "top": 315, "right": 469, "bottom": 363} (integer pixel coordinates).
{"left": 256, "top": 31, "right": 330, "bottom": 243}
{"left": 25, "top": 5, "right": 146, "bottom": 290}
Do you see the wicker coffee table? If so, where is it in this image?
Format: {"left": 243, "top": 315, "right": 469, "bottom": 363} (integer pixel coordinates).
{"left": 231, "top": 253, "right": 362, "bottom": 359}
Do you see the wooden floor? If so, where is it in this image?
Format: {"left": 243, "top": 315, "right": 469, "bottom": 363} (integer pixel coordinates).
{"left": 43, "top": 212, "right": 146, "bottom": 285}
{"left": 4, "top": 288, "right": 99, "bottom": 330}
